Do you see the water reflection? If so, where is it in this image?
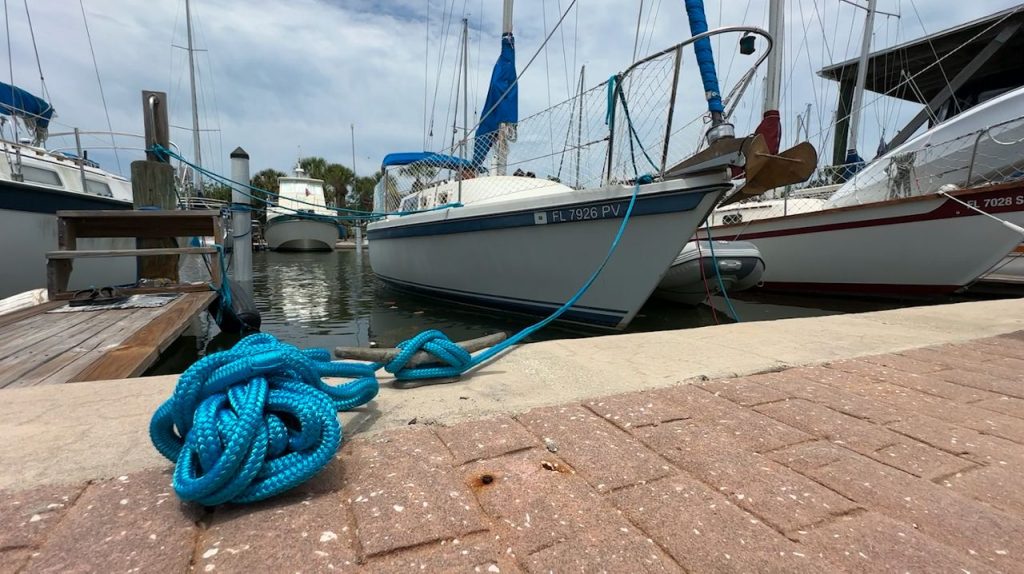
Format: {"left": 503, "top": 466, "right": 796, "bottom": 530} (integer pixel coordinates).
{"left": 226, "top": 250, "right": 959, "bottom": 353}
{"left": 147, "top": 249, "right": 1008, "bottom": 377}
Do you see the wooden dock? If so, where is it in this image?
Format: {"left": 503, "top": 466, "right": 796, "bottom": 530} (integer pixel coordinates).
{"left": 0, "top": 291, "right": 214, "bottom": 388}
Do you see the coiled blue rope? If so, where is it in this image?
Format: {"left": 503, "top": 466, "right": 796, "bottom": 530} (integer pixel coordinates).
{"left": 149, "top": 333, "right": 378, "bottom": 505}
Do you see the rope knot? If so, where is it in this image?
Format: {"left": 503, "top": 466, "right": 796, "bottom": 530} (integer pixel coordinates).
{"left": 383, "top": 329, "right": 473, "bottom": 381}
{"left": 149, "top": 334, "right": 379, "bottom": 505}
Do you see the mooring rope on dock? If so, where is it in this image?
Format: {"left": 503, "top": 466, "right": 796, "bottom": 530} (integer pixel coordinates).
{"left": 149, "top": 333, "right": 379, "bottom": 505}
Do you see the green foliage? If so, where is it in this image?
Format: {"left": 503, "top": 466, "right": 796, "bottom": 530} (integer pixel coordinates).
{"left": 349, "top": 175, "right": 377, "bottom": 212}
{"left": 299, "top": 156, "right": 355, "bottom": 208}
{"left": 201, "top": 182, "right": 232, "bottom": 202}
{"left": 250, "top": 168, "right": 285, "bottom": 223}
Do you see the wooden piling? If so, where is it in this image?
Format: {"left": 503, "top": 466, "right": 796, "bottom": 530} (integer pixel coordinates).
{"left": 133, "top": 90, "right": 180, "bottom": 282}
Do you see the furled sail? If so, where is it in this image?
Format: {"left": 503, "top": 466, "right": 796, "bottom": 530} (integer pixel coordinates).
{"left": 682, "top": 0, "right": 724, "bottom": 117}
{"left": 0, "top": 81, "right": 54, "bottom": 144}
{"left": 472, "top": 33, "right": 518, "bottom": 166}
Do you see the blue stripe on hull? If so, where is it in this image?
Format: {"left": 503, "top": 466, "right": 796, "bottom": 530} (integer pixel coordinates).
{"left": 368, "top": 185, "right": 719, "bottom": 240}
{"left": 0, "top": 180, "right": 130, "bottom": 214}
{"left": 376, "top": 274, "right": 627, "bottom": 328}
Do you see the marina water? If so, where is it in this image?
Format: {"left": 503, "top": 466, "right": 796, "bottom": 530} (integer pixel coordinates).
{"left": 154, "top": 249, "right": 987, "bottom": 376}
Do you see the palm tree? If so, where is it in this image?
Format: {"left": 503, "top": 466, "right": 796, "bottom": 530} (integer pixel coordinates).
{"left": 251, "top": 168, "right": 285, "bottom": 223}
{"left": 298, "top": 156, "right": 328, "bottom": 180}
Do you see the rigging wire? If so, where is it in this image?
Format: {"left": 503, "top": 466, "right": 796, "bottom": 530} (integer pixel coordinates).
{"left": 423, "top": 0, "right": 430, "bottom": 148}
{"left": 78, "top": 0, "right": 122, "bottom": 174}
{"left": 4, "top": 0, "right": 16, "bottom": 142}
{"left": 427, "top": 0, "right": 460, "bottom": 148}
{"left": 542, "top": 0, "right": 556, "bottom": 173}
{"left": 192, "top": 5, "right": 225, "bottom": 178}
{"left": 631, "top": 0, "right": 645, "bottom": 63}
{"left": 909, "top": 0, "right": 955, "bottom": 114}
{"left": 555, "top": 0, "right": 571, "bottom": 99}
{"left": 22, "top": 0, "right": 46, "bottom": 100}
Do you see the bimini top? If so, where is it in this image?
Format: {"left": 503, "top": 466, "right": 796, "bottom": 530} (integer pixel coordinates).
{"left": 381, "top": 152, "right": 483, "bottom": 172}
{"left": 0, "top": 81, "right": 54, "bottom": 128}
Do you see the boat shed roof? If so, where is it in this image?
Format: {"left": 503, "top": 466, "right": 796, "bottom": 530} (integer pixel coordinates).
{"left": 818, "top": 4, "right": 1024, "bottom": 103}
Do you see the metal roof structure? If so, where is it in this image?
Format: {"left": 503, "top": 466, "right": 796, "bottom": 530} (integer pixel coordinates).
{"left": 819, "top": 4, "right": 1024, "bottom": 103}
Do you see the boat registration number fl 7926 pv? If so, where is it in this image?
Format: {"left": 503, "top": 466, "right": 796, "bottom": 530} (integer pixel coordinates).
{"left": 538, "top": 203, "right": 624, "bottom": 224}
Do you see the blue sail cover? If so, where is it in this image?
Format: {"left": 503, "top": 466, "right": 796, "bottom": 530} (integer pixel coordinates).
{"left": 381, "top": 151, "right": 482, "bottom": 172}
{"left": 472, "top": 33, "right": 518, "bottom": 166}
{"left": 0, "top": 81, "right": 54, "bottom": 128}
{"left": 683, "top": 0, "right": 724, "bottom": 115}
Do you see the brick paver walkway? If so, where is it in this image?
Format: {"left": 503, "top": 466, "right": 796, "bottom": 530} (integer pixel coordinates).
{"left": 4, "top": 333, "right": 1024, "bottom": 573}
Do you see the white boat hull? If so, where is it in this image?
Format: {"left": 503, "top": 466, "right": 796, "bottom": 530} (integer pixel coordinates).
{"left": 265, "top": 217, "right": 338, "bottom": 251}
{"left": 700, "top": 183, "right": 1024, "bottom": 296}
{"left": 368, "top": 175, "right": 731, "bottom": 329}
{"left": 0, "top": 185, "right": 134, "bottom": 299}
{"left": 655, "top": 241, "right": 765, "bottom": 304}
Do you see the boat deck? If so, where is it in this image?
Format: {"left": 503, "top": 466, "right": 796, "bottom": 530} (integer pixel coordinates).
{"left": 0, "top": 291, "right": 214, "bottom": 388}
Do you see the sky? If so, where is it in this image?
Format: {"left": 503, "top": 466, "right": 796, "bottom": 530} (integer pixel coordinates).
{"left": 5, "top": 0, "right": 1023, "bottom": 180}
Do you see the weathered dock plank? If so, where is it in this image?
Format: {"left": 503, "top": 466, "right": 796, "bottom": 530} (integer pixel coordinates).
{"left": 0, "top": 292, "right": 215, "bottom": 388}
{"left": 72, "top": 292, "right": 215, "bottom": 382}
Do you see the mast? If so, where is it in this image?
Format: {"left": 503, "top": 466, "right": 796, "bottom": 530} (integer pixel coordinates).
{"left": 462, "top": 17, "right": 469, "bottom": 163}
{"left": 846, "top": 0, "right": 876, "bottom": 161}
{"left": 459, "top": 17, "right": 469, "bottom": 202}
{"left": 185, "top": 0, "right": 203, "bottom": 193}
{"left": 763, "top": 0, "right": 783, "bottom": 114}
{"left": 494, "top": 0, "right": 514, "bottom": 176}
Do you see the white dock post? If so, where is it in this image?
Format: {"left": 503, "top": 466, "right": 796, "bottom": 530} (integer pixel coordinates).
{"left": 355, "top": 224, "right": 363, "bottom": 255}
{"left": 230, "top": 147, "right": 252, "bottom": 284}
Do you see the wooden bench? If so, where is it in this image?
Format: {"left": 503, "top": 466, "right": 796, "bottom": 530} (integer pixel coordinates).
{"left": 46, "top": 210, "right": 223, "bottom": 299}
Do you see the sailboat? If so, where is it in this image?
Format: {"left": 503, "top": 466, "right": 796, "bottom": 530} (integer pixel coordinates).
{"left": 368, "top": 1, "right": 773, "bottom": 329}
{"left": 699, "top": 2, "right": 1024, "bottom": 297}
{"left": 0, "top": 8, "right": 134, "bottom": 300}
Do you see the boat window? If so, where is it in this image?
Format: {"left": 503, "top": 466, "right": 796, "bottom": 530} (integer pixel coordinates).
{"left": 722, "top": 213, "right": 743, "bottom": 225}
{"left": 85, "top": 179, "right": 113, "bottom": 197}
{"left": 20, "top": 165, "right": 63, "bottom": 187}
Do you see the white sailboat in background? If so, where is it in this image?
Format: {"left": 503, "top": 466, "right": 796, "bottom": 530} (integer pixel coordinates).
{"left": 368, "top": 0, "right": 775, "bottom": 329}
{"left": 700, "top": 2, "right": 1024, "bottom": 297}
{"left": 0, "top": 6, "right": 134, "bottom": 301}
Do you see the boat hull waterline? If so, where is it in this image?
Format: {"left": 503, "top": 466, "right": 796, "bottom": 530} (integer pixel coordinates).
{"left": 369, "top": 177, "right": 732, "bottom": 329}
{"left": 701, "top": 183, "right": 1024, "bottom": 296}
{"left": 265, "top": 217, "right": 338, "bottom": 252}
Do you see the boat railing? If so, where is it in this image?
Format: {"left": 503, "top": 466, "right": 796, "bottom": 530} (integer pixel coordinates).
{"left": 716, "top": 113, "right": 1024, "bottom": 223}
{"left": 374, "top": 26, "right": 774, "bottom": 215}
{"left": 964, "top": 115, "right": 1024, "bottom": 186}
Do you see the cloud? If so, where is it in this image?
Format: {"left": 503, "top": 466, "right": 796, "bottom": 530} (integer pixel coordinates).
{"left": 8, "top": 0, "right": 1022, "bottom": 180}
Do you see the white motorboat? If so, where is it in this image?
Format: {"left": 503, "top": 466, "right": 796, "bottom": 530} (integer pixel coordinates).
{"left": 655, "top": 241, "right": 765, "bottom": 305}
{"left": 264, "top": 167, "right": 339, "bottom": 251}
{"left": 0, "top": 82, "right": 134, "bottom": 299}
